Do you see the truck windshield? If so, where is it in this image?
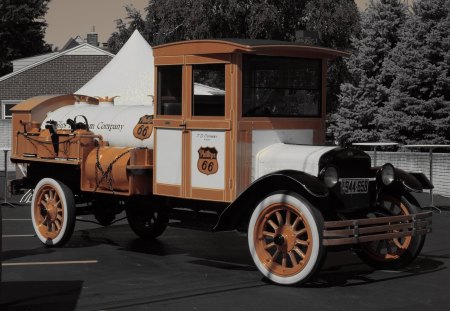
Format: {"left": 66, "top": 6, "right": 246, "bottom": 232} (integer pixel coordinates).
{"left": 242, "top": 55, "right": 321, "bottom": 118}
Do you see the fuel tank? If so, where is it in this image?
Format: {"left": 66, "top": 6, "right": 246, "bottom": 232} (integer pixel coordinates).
{"left": 42, "top": 101, "right": 154, "bottom": 148}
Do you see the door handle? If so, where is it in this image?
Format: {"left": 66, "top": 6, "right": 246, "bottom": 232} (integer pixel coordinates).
{"left": 179, "top": 121, "right": 187, "bottom": 131}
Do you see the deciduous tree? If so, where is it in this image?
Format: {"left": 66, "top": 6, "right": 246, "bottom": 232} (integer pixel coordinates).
{"left": 108, "top": 1, "right": 311, "bottom": 47}
{"left": 0, "top": 0, "right": 51, "bottom": 76}
{"left": 107, "top": 5, "right": 146, "bottom": 54}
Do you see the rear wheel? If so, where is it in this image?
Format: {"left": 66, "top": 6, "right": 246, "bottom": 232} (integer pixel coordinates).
{"left": 92, "top": 196, "right": 121, "bottom": 226}
{"left": 126, "top": 197, "right": 169, "bottom": 239}
{"left": 31, "top": 178, "right": 76, "bottom": 247}
{"left": 248, "top": 193, "right": 325, "bottom": 285}
{"left": 357, "top": 195, "right": 425, "bottom": 269}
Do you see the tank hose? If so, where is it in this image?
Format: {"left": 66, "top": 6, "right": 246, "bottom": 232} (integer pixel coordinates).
{"left": 45, "top": 120, "right": 59, "bottom": 154}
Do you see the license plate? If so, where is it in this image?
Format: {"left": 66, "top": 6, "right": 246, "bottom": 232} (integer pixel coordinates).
{"left": 340, "top": 178, "right": 369, "bottom": 194}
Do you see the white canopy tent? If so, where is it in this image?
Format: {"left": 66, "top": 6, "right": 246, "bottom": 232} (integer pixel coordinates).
{"left": 76, "top": 30, "right": 154, "bottom": 106}
{"left": 193, "top": 83, "right": 225, "bottom": 95}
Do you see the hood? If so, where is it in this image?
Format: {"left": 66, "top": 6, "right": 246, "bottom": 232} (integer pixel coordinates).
{"left": 254, "top": 143, "right": 337, "bottom": 179}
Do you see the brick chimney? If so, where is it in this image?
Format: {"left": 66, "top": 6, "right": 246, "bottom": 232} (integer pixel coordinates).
{"left": 87, "top": 26, "right": 99, "bottom": 47}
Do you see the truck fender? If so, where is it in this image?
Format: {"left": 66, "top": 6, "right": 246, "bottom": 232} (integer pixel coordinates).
{"left": 408, "top": 172, "right": 433, "bottom": 190}
{"left": 392, "top": 168, "right": 431, "bottom": 193}
{"left": 214, "top": 170, "right": 329, "bottom": 231}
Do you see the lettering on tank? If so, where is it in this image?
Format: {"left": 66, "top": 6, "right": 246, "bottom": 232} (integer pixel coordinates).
{"left": 53, "top": 120, "right": 125, "bottom": 132}
{"left": 96, "top": 122, "right": 125, "bottom": 132}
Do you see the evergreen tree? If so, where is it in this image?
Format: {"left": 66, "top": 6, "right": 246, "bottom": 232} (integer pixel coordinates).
{"left": 330, "top": 0, "right": 407, "bottom": 146}
{"left": 379, "top": 0, "right": 450, "bottom": 144}
{"left": 0, "top": 0, "right": 51, "bottom": 76}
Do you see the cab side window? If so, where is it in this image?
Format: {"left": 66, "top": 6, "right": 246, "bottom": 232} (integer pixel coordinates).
{"left": 192, "top": 64, "right": 225, "bottom": 117}
{"left": 157, "top": 65, "right": 182, "bottom": 115}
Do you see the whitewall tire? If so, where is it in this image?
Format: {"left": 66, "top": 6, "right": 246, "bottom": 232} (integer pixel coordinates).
{"left": 31, "top": 178, "right": 76, "bottom": 247}
{"left": 248, "top": 192, "right": 325, "bottom": 285}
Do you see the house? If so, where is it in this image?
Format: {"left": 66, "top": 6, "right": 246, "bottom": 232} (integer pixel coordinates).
{"left": 0, "top": 41, "right": 114, "bottom": 170}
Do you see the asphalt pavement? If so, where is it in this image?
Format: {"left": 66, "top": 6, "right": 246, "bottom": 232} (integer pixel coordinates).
{"left": 1, "top": 193, "right": 450, "bottom": 311}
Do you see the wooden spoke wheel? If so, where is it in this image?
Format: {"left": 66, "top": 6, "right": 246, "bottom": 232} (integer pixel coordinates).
{"left": 357, "top": 195, "right": 426, "bottom": 269}
{"left": 31, "top": 178, "right": 76, "bottom": 247}
{"left": 248, "top": 193, "right": 324, "bottom": 285}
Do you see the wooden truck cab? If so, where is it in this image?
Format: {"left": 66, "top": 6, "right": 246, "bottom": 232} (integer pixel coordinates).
{"left": 152, "top": 40, "right": 347, "bottom": 202}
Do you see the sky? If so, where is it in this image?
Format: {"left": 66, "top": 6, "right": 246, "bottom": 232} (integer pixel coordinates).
{"left": 45, "top": 0, "right": 369, "bottom": 50}
{"left": 45, "top": 0, "right": 149, "bottom": 49}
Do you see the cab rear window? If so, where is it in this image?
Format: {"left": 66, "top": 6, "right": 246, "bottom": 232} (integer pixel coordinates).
{"left": 243, "top": 55, "right": 321, "bottom": 117}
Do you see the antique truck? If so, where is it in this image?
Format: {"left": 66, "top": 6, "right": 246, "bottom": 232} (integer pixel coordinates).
{"left": 10, "top": 39, "right": 432, "bottom": 285}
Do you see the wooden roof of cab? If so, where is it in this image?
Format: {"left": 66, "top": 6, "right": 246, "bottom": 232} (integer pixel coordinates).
{"left": 152, "top": 39, "right": 349, "bottom": 59}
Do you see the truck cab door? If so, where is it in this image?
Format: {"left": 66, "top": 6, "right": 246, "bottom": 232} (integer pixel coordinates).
{"left": 153, "top": 60, "right": 233, "bottom": 202}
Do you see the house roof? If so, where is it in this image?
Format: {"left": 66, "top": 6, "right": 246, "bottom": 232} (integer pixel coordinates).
{"left": 76, "top": 30, "right": 154, "bottom": 106}
{"left": 12, "top": 52, "right": 59, "bottom": 72}
{"left": 61, "top": 36, "right": 85, "bottom": 51}
{"left": 0, "top": 43, "right": 114, "bottom": 83}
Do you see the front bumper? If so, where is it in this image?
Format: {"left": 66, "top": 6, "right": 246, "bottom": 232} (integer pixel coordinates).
{"left": 323, "top": 211, "right": 432, "bottom": 246}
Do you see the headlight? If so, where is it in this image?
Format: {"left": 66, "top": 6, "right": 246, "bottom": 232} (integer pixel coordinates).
{"left": 323, "top": 166, "right": 338, "bottom": 188}
{"left": 380, "top": 163, "right": 395, "bottom": 186}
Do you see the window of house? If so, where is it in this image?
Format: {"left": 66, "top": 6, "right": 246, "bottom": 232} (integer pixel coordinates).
{"left": 1, "top": 100, "right": 21, "bottom": 119}
{"left": 157, "top": 65, "right": 182, "bottom": 116}
{"left": 192, "top": 64, "right": 225, "bottom": 117}
{"left": 243, "top": 55, "right": 322, "bottom": 117}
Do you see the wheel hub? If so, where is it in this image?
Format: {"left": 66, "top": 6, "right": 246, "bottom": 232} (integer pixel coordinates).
{"left": 276, "top": 225, "right": 297, "bottom": 252}
{"left": 46, "top": 202, "right": 57, "bottom": 221}
{"left": 274, "top": 234, "right": 285, "bottom": 246}
{"left": 40, "top": 206, "right": 48, "bottom": 217}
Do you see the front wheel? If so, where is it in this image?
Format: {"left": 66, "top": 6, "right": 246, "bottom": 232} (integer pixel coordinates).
{"left": 248, "top": 193, "right": 325, "bottom": 285}
{"left": 31, "top": 178, "right": 76, "bottom": 247}
{"left": 357, "top": 194, "right": 425, "bottom": 269}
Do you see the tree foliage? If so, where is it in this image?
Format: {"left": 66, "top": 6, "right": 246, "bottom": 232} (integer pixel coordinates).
{"left": 0, "top": 0, "right": 51, "bottom": 76}
{"left": 107, "top": 5, "right": 146, "bottom": 54}
{"left": 379, "top": 0, "right": 450, "bottom": 144}
{"left": 331, "top": 0, "right": 450, "bottom": 146}
{"left": 143, "top": 0, "right": 309, "bottom": 45}
{"left": 303, "top": 0, "right": 360, "bottom": 116}
{"left": 303, "top": 0, "right": 360, "bottom": 49}
{"left": 108, "top": 0, "right": 359, "bottom": 48}
{"left": 330, "top": 0, "right": 408, "bottom": 145}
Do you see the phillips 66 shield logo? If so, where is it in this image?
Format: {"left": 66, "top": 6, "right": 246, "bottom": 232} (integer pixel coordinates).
{"left": 133, "top": 115, "right": 153, "bottom": 140}
{"left": 197, "top": 147, "right": 219, "bottom": 175}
